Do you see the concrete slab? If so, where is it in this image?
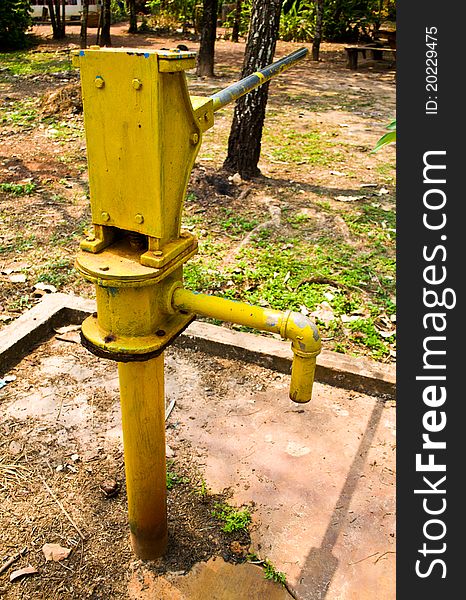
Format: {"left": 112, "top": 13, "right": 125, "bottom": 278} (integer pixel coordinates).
{"left": 127, "top": 558, "right": 293, "bottom": 599}
{"left": 165, "top": 351, "right": 396, "bottom": 600}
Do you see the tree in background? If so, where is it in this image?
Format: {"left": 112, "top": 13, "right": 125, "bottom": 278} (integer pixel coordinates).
{"left": 100, "top": 0, "right": 112, "bottom": 45}
{"left": 196, "top": 0, "right": 218, "bottom": 77}
{"left": 127, "top": 0, "right": 138, "bottom": 33}
{"left": 47, "top": 0, "right": 66, "bottom": 40}
{"left": 0, "top": 0, "right": 32, "bottom": 49}
{"left": 80, "top": 0, "right": 89, "bottom": 48}
{"left": 231, "top": 0, "right": 242, "bottom": 43}
{"left": 223, "top": 0, "right": 283, "bottom": 179}
{"left": 312, "top": 0, "right": 324, "bottom": 60}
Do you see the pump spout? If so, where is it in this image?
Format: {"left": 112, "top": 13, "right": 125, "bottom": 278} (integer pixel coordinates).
{"left": 170, "top": 286, "right": 321, "bottom": 403}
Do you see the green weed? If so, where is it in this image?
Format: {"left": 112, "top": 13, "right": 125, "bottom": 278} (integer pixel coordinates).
{"left": 0, "top": 182, "right": 36, "bottom": 196}
{"left": 263, "top": 559, "right": 287, "bottom": 586}
{"left": 220, "top": 209, "right": 258, "bottom": 235}
{"left": 212, "top": 502, "right": 251, "bottom": 533}
{"left": 7, "top": 294, "right": 34, "bottom": 311}
{"left": 0, "top": 234, "right": 36, "bottom": 254}
{"left": 247, "top": 553, "right": 287, "bottom": 586}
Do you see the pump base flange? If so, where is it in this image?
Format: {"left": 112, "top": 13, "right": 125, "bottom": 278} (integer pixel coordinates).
{"left": 80, "top": 313, "right": 195, "bottom": 362}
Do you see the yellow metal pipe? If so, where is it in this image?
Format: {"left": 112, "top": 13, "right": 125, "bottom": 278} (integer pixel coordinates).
{"left": 118, "top": 356, "right": 168, "bottom": 559}
{"left": 171, "top": 287, "right": 321, "bottom": 403}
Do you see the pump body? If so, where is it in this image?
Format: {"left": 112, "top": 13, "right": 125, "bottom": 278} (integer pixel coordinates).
{"left": 74, "top": 46, "right": 320, "bottom": 559}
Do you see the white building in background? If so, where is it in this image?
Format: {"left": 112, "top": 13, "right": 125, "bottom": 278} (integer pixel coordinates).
{"left": 30, "top": 1, "right": 101, "bottom": 20}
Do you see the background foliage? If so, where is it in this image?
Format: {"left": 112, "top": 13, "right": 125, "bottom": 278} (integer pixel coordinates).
{"left": 0, "top": 0, "right": 32, "bottom": 50}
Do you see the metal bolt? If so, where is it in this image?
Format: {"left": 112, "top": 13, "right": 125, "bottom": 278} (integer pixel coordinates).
{"left": 95, "top": 76, "right": 105, "bottom": 89}
{"left": 132, "top": 79, "right": 142, "bottom": 90}
{"left": 101, "top": 211, "right": 110, "bottom": 222}
{"left": 153, "top": 250, "right": 163, "bottom": 256}
{"left": 190, "top": 133, "right": 199, "bottom": 145}
{"left": 135, "top": 213, "right": 144, "bottom": 224}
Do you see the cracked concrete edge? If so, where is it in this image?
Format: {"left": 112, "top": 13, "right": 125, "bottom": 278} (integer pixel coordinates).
{"left": 0, "top": 293, "right": 395, "bottom": 398}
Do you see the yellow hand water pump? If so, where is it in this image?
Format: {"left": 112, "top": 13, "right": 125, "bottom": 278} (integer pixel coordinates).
{"left": 73, "top": 46, "right": 321, "bottom": 559}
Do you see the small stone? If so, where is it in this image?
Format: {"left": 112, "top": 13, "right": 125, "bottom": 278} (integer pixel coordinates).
{"left": 166, "top": 444, "right": 175, "bottom": 458}
{"left": 100, "top": 479, "right": 120, "bottom": 498}
{"left": 8, "top": 440, "right": 22, "bottom": 455}
{"left": 230, "top": 173, "right": 242, "bottom": 185}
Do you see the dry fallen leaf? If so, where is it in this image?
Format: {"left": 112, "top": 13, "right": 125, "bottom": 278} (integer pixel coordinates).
{"left": 334, "top": 195, "right": 366, "bottom": 203}
{"left": 10, "top": 565, "right": 38, "bottom": 582}
{"left": 42, "top": 543, "right": 71, "bottom": 562}
{"left": 8, "top": 274, "right": 27, "bottom": 283}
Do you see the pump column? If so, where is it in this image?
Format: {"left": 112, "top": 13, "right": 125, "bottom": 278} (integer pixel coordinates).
{"left": 118, "top": 357, "right": 167, "bottom": 559}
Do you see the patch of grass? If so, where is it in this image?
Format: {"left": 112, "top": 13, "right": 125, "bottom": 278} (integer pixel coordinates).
{"left": 375, "top": 161, "right": 396, "bottom": 182}
{"left": 7, "top": 294, "right": 34, "bottom": 311}
{"left": 286, "top": 212, "right": 313, "bottom": 227}
{"left": 166, "top": 460, "right": 189, "bottom": 490}
{"left": 220, "top": 209, "right": 258, "bottom": 236}
{"left": 212, "top": 502, "right": 251, "bottom": 533}
{"left": 0, "top": 50, "right": 75, "bottom": 75}
{"left": 37, "top": 257, "right": 75, "bottom": 288}
{"left": 348, "top": 317, "right": 395, "bottom": 359}
{"left": 0, "top": 182, "right": 36, "bottom": 196}
{"left": 265, "top": 128, "right": 338, "bottom": 166}
{"left": 343, "top": 203, "right": 396, "bottom": 244}
{"left": 0, "top": 98, "right": 38, "bottom": 127}
{"left": 44, "top": 119, "right": 83, "bottom": 141}
{"left": 0, "top": 234, "right": 37, "bottom": 254}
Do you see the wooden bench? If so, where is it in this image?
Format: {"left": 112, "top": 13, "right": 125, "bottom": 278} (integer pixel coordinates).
{"left": 344, "top": 45, "right": 396, "bottom": 70}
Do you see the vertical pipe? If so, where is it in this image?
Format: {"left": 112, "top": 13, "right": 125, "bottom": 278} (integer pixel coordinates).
{"left": 118, "top": 355, "right": 168, "bottom": 559}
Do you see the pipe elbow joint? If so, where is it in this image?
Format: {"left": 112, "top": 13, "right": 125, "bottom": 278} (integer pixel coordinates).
{"left": 281, "top": 311, "right": 321, "bottom": 404}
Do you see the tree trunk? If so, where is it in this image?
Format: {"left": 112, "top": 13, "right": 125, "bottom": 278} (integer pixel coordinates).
{"left": 47, "top": 0, "right": 65, "bottom": 39}
{"left": 312, "top": 0, "right": 324, "bottom": 61}
{"left": 100, "top": 0, "right": 112, "bottom": 46}
{"left": 196, "top": 0, "right": 218, "bottom": 77}
{"left": 128, "top": 0, "right": 138, "bottom": 33}
{"left": 80, "top": 0, "right": 89, "bottom": 48}
{"left": 231, "top": 0, "right": 242, "bottom": 43}
{"left": 60, "top": 0, "right": 65, "bottom": 36}
{"left": 223, "top": 0, "right": 283, "bottom": 179}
